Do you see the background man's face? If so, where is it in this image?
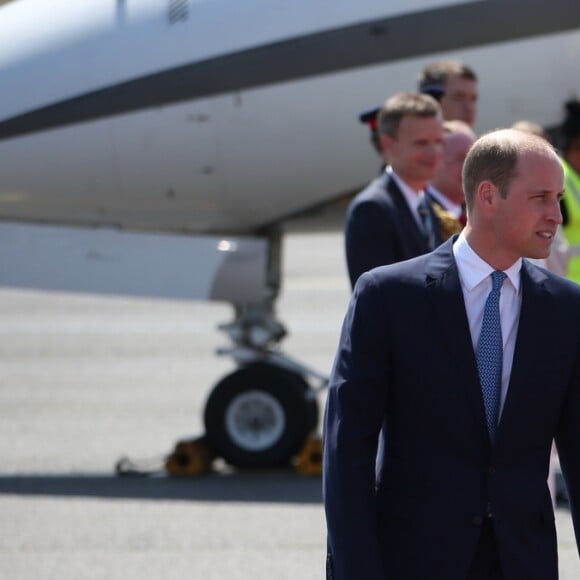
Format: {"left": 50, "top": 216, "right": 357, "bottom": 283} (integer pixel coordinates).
{"left": 440, "top": 75, "right": 478, "bottom": 127}
{"left": 382, "top": 115, "right": 443, "bottom": 191}
{"left": 435, "top": 131, "right": 475, "bottom": 204}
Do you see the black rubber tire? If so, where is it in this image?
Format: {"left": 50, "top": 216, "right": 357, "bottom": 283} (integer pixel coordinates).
{"left": 203, "top": 363, "right": 318, "bottom": 468}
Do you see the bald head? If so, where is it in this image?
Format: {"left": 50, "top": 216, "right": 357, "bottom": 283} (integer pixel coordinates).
{"left": 430, "top": 120, "right": 476, "bottom": 205}
{"left": 444, "top": 119, "right": 477, "bottom": 138}
{"left": 511, "top": 120, "right": 548, "bottom": 141}
{"left": 462, "top": 129, "right": 560, "bottom": 212}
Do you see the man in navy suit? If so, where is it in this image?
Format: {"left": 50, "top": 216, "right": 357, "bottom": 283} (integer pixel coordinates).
{"left": 324, "top": 129, "right": 580, "bottom": 579}
{"left": 345, "top": 92, "right": 444, "bottom": 289}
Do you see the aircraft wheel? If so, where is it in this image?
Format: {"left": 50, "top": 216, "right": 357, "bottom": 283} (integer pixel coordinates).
{"left": 204, "top": 363, "right": 318, "bottom": 468}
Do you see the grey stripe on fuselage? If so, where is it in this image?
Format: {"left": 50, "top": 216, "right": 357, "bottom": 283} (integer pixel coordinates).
{"left": 1, "top": 0, "right": 579, "bottom": 141}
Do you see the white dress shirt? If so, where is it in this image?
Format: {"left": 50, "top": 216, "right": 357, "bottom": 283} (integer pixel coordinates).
{"left": 453, "top": 233, "right": 523, "bottom": 419}
{"left": 386, "top": 166, "right": 425, "bottom": 232}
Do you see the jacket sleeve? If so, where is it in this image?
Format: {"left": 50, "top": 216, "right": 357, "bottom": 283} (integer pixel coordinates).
{"left": 555, "top": 340, "right": 580, "bottom": 548}
{"left": 323, "top": 271, "right": 390, "bottom": 579}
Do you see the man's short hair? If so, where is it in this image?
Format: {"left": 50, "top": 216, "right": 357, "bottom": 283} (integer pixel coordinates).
{"left": 418, "top": 59, "right": 478, "bottom": 99}
{"left": 378, "top": 92, "right": 441, "bottom": 138}
{"left": 462, "top": 129, "right": 556, "bottom": 210}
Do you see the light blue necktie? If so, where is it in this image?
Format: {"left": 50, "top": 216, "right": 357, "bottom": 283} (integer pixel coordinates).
{"left": 476, "top": 270, "right": 507, "bottom": 443}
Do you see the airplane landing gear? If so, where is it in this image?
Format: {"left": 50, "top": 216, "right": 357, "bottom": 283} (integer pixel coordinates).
{"left": 116, "top": 230, "right": 327, "bottom": 476}
{"left": 201, "top": 228, "right": 327, "bottom": 470}
{"left": 204, "top": 363, "right": 318, "bottom": 468}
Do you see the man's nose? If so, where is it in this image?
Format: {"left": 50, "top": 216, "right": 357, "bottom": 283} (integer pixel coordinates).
{"left": 429, "top": 142, "right": 443, "bottom": 155}
{"left": 548, "top": 201, "right": 563, "bottom": 224}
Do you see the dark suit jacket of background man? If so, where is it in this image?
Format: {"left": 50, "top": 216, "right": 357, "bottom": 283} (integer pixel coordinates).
{"left": 324, "top": 237, "right": 580, "bottom": 580}
{"left": 345, "top": 171, "right": 443, "bottom": 288}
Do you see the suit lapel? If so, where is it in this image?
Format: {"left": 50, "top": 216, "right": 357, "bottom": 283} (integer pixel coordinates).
{"left": 496, "top": 262, "right": 551, "bottom": 443}
{"left": 385, "top": 176, "right": 430, "bottom": 253}
{"left": 425, "top": 240, "right": 491, "bottom": 446}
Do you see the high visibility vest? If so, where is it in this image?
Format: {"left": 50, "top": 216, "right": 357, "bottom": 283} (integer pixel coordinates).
{"left": 562, "top": 159, "right": 580, "bottom": 283}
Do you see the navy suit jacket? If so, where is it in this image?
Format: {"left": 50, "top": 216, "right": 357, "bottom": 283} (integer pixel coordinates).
{"left": 345, "top": 172, "right": 442, "bottom": 288}
{"left": 324, "top": 238, "right": 580, "bottom": 580}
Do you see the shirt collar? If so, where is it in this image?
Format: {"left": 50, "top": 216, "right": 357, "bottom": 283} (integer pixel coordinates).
{"left": 453, "top": 232, "right": 522, "bottom": 293}
{"left": 386, "top": 166, "right": 424, "bottom": 212}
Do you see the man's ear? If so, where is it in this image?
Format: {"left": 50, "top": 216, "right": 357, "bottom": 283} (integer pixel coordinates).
{"left": 475, "top": 180, "right": 498, "bottom": 212}
{"left": 380, "top": 133, "right": 395, "bottom": 156}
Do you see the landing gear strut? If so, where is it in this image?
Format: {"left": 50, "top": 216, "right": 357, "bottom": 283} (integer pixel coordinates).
{"left": 202, "top": 229, "right": 327, "bottom": 469}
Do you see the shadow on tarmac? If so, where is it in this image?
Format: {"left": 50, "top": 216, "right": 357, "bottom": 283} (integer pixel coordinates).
{"left": 0, "top": 470, "right": 323, "bottom": 504}
{"left": 1, "top": 471, "right": 568, "bottom": 509}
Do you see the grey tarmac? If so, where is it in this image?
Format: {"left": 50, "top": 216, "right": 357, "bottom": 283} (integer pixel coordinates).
{"left": 0, "top": 232, "right": 578, "bottom": 580}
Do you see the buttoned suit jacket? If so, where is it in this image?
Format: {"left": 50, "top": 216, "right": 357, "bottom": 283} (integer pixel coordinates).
{"left": 323, "top": 237, "right": 580, "bottom": 580}
{"left": 345, "top": 172, "right": 443, "bottom": 289}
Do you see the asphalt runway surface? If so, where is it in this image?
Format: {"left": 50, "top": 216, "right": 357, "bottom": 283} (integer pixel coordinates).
{"left": 1, "top": 231, "right": 579, "bottom": 579}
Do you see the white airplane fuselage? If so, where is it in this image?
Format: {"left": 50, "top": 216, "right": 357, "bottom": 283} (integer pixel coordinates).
{"left": 1, "top": 0, "right": 580, "bottom": 237}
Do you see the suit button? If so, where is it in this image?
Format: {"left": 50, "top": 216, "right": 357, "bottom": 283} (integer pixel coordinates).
{"left": 472, "top": 516, "right": 483, "bottom": 526}
{"left": 488, "top": 466, "right": 496, "bottom": 475}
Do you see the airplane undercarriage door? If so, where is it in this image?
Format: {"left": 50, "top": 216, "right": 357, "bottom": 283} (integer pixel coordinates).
{"left": 203, "top": 363, "right": 318, "bottom": 468}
